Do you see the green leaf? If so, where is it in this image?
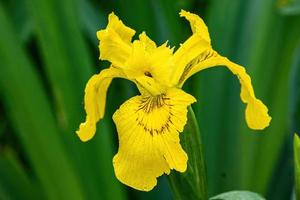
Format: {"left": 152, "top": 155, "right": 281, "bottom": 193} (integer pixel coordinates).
{"left": 168, "top": 106, "right": 208, "bottom": 200}
{"left": 294, "top": 134, "right": 300, "bottom": 199}
{"left": 0, "top": 119, "right": 5, "bottom": 138}
{"left": 0, "top": 148, "right": 42, "bottom": 200}
{"left": 25, "top": 0, "right": 126, "bottom": 198}
{"left": 0, "top": 4, "right": 85, "bottom": 199}
{"left": 290, "top": 45, "right": 300, "bottom": 134}
{"left": 249, "top": 15, "right": 300, "bottom": 196}
{"left": 1, "top": 0, "right": 32, "bottom": 42}
{"left": 193, "top": 1, "right": 245, "bottom": 195}
{"left": 210, "top": 191, "right": 265, "bottom": 200}
{"left": 75, "top": 0, "right": 106, "bottom": 45}
{"left": 200, "top": 1, "right": 300, "bottom": 197}
{"left": 291, "top": 46, "right": 300, "bottom": 200}
{"left": 278, "top": 0, "right": 300, "bottom": 15}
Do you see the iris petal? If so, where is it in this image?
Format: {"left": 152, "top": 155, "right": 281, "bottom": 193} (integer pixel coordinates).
{"left": 112, "top": 88, "right": 196, "bottom": 191}
{"left": 174, "top": 10, "right": 271, "bottom": 130}
{"left": 180, "top": 10, "right": 211, "bottom": 44}
{"left": 77, "top": 67, "right": 125, "bottom": 141}
{"left": 97, "top": 12, "right": 135, "bottom": 67}
{"left": 180, "top": 53, "right": 271, "bottom": 130}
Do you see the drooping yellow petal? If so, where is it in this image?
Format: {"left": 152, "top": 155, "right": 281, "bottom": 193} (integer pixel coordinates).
{"left": 179, "top": 10, "right": 211, "bottom": 44}
{"left": 179, "top": 51, "right": 271, "bottom": 130}
{"left": 97, "top": 12, "right": 135, "bottom": 67}
{"left": 76, "top": 67, "right": 125, "bottom": 142}
{"left": 172, "top": 10, "right": 271, "bottom": 130}
{"left": 112, "top": 88, "right": 196, "bottom": 191}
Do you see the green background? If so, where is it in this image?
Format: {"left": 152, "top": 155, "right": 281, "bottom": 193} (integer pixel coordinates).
{"left": 0, "top": 0, "right": 300, "bottom": 199}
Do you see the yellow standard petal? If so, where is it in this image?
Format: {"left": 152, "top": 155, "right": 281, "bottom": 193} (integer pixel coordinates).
{"left": 97, "top": 12, "right": 135, "bottom": 67}
{"left": 171, "top": 10, "right": 211, "bottom": 85}
{"left": 112, "top": 88, "right": 196, "bottom": 191}
{"left": 179, "top": 10, "right": 211, "bottom": 44}
{"left": 123, "top": 32, "right": 174, "bottom": 87}
{"left": 171, "top": 34, "right": 210, "bottom": 85}
{"left": 76, "top": 67, "right": 124, "bottom": 142}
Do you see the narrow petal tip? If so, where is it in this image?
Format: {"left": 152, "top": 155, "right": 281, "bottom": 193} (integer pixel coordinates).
{"left": 179, "top": 9, "right": 188, "bottom": 17}
{"left": 76, "top": 122, "right": 96, "bottom": 142}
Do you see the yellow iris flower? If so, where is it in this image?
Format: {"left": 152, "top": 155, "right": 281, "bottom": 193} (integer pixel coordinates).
{"left": 76, "top": 10, "right": 271, "bottom": 191}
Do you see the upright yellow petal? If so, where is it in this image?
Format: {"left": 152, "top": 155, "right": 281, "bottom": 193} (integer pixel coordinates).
{"left": 105, "top": 12, "right": 136, "bottom": 44}
{"left": 76, "top": 67, "right": 125, "bottom": 142}
{"left": 171, "top": 10, "right": 213, "bottom": 85}
{"left": 179, "top": 52, "right": 271, "bottom": 130}
{"left": 171, "top": 34, "right": 210, "bottom": 85}
{"left": 97, "top": 12, "right": 135, "bottom": 67}
{"left": 112, "top": 88, "right": 196, "bottom": 191}
{"left": 172, "top": 10, "right": 212, "bottom": 84}
{"left": 179, "top": 10, "right": 211, "bottom": 44}
{"left": 123, "top": 32, "right": 174, "bottom": 88}
{"left": 138, "top": 31, "right": 157, "bottom": 52}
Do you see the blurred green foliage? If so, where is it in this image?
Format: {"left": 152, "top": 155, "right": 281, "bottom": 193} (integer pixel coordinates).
{"left": 0, "top": 0, "right": 299, "bottom": 199}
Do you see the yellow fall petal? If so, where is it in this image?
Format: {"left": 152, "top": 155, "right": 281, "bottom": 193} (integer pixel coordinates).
{"left": 179, "top": 52, "right": 271, "bottom": 130}
{"left": 173, "top": 10, "right": 271, "bottom": 130}
{"left": 76, "top": 67, "right": 125, "bottom": 142}
{"left": 97, "top": 12, "right": 135, "bottom": 67}
{"left": 112, "top": 88, "right": 196, "bottom": 191}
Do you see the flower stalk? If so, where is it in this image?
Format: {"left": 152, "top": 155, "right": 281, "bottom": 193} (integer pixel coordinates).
{"left": 168, "top": 106, "right": 208, "bottom": 200}
{"left": 294, "top": 134, "right": 300, "bottom": 199}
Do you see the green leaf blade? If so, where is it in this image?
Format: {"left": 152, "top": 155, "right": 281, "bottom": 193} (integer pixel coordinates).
{"left": 210, "top": 191, "right": 265, "bottom": 200}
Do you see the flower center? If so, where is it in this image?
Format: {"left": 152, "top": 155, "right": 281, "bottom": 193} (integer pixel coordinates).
{"left": 135, "top": 94, "right": 173, "bottom": 136}
{"left": 144, "top": 71, "right": 153, "bottom": 78}
{"left": 138, "top": 94, "right": 169, "bottom": 113}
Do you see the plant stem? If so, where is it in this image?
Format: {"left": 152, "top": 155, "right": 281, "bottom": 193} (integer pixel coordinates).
{"left": 168, "top": 106, "right": 208, "bottom": 200}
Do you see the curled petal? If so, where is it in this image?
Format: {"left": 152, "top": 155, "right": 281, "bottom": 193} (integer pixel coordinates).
{"left": 124, "top": 32, "right": 174, "bottom": 88}
{"left": 112, "top": 88, "right": 196, "bottom": 191}
{"left": 180, "top": 10, "right": 211, "bottom": 44}
{"left": 77, "top": 67, "right": 124, "bottom": 141}
{"left": 104, "top": 12, "right": 136, "bottom": 43}
{"left": 171, "top": 34, "right": 210, "bottom": 85}
{"left": 97, "top": 12, "right": 135, "bottom": 67}
{"left": 172, "top": 10, "right": 212, "bottom": 85}
{"left": 138, "top": 31, "right": 157, "bottom": 52}
{"left": 181, "top": 52, "right": 271, "bottom": 130}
